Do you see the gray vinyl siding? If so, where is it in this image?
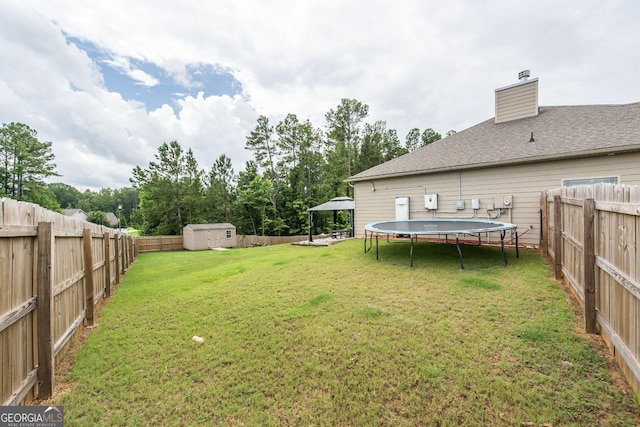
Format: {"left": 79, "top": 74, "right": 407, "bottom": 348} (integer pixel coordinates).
{"left": 495, "top": 79, "right": 538, "bottom": 124}
{"left": 353, "top": 152, "right": 640, "bottom": 246}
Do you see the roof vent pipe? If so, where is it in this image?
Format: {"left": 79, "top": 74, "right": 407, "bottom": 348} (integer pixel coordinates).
{"left": 518, "top": 70, "right": 530, "bottom": 81}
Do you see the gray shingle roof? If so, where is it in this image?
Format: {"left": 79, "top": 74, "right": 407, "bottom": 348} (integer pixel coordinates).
{"left": 309, "top": 196, "right": 354, "bottom": 212}
{"left": 63, "top": 208, "right": 86, "bottom": 216}
{"left": 347, "top": 102, "right": 640, "bottom": 182}
{"left": 105, "top": 212, "right": 119, "bottom": 226}
{"left": 184, "top": 223, "right": 235, "bottom": 230}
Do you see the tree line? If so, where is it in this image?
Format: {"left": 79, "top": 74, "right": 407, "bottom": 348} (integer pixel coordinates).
{"left": 1, "top": 99, "right": 449, "bottom": 235}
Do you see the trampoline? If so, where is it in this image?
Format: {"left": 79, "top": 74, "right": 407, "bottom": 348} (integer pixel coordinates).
{"left": 364, "top": 219, "right": 518, "bottom": 268}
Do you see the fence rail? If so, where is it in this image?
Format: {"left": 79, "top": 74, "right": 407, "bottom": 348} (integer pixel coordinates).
{"left": 541, "top": 184, "right": 640, "bottom": 397}
{"left": 1, "top": 198, "right": 135, "bottom": 405}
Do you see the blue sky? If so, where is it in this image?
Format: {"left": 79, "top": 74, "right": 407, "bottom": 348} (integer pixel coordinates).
{"left": 67, "top": 36, "right": 242, "bottom": 112}
{"left": 1, "top": 1, "right": 639, "bottom": 190}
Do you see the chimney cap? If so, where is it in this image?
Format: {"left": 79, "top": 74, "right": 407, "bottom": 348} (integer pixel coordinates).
{"left": 518, "top": 70, "right": 531, "bottom": 81}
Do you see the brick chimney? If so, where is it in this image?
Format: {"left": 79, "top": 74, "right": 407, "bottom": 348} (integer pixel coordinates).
{"left": 495, "top": 70, "right": 538, "bottom": 124}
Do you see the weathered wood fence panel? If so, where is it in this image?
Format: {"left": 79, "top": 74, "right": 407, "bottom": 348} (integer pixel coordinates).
{"left": 0, "top": 198, "right": 136, "bottom": 405}
{"left": 541, "top": 183, "right": 640, "bottom": 397}
{"left": 136, "top": 236, "right": 183, "bottom": 253}
{"left": 135, "top": 234, "right": 313, "bottom": 253}
{"left": 236, "top": 234, "right": 310, "bottom": 247}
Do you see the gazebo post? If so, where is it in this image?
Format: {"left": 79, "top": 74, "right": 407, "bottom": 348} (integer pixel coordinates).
{"left": 308, "top": 211, "right": 313, "bottom": 242}
{"left": 349, "top": 209, "right": 354, "bottom": 237}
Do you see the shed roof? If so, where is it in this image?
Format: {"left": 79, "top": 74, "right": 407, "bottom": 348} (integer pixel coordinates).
{"left": 105, "top": 212, "right": 119, "bottom": 226}
{"left": 347, "top": 102, "right": 640, "bottom": 182}
{"left": 184, "top": 223, "right": 235, "bottom": 230}
{"left": 309, "top": 197, "right": 354, "bottom": 212}
{"left": 63, "top": 208, "right": 87, "bottom": 216}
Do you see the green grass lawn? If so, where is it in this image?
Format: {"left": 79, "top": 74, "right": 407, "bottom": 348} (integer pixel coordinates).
{"left": 55, "top": 239, "right": 639, "bottom": 426}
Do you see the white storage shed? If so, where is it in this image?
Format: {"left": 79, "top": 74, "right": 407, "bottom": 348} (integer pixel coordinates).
{"left": 183, "top": 223, "right": 237, "bottom": 250}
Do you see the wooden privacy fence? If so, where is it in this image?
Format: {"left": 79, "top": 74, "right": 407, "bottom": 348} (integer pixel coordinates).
{"left": 136, "top": 235, "right": 183, "bottom": 252}
{"left": 0, "top": 198, "right": 135, "bottom": 405}
{"left": 541, "top": 184, "right": 640, "bottom": 396}
{"left": 236, "top": 234, "right": 310, "bottom": 247}
{"left": 136, "top": 234, "right": 313, "bottom": 252}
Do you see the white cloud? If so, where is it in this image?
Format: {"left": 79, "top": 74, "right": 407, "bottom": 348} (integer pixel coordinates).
{"left": 101, "top": 56, "right": 160, "bottom": 87}
{"left": 2, "top": 0, "right": 640, "bottom": 190}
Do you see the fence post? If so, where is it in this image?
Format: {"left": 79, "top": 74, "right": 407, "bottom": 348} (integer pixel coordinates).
{"left": 553, "top": 195, "right": 563, "bottom": 280}
{"left": 120, "top": 234, "right": 125, "bottom": 275}
{"left": 583, "top": 198, "right": 597, "bottom": 333}
{"left": 540, "top": 192, "right": 548, "bottom": 254}
{"left": 36, "top": 222, "right": 54, "bottom": 399}
{"left": 83, "top": 228, "right": 95, "bottom": 326}
{"left": 114, "top": 233, "right": 120, "bottom": 284}
{"left": 129, "top": 236, "right": 134, "bottom": 264}
{"left": 104, "top": 232, "right": 111, "bottom": 298}
{"left": 132, "top": 236, "right": 137, "bottom": 258}
{"left": 124, "top": 234, "right": 129, "bottom": 270}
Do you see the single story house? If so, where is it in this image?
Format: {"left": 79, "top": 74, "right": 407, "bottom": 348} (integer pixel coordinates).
{"left": 63, "top": 208, "right": 87, "bottom": 221}
{"left": 346, "top": 72, "right": 640, "bottom": 247}
{"left": 183, "top": 223, "right": 237, "bottom": 250}
{"left": 105, "top": 212, "right": 119, "bottom": 228}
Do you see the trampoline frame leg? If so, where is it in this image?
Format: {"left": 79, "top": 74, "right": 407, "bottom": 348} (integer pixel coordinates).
{"left": 500, "top": 230, "right": 507, "bottom": 266}
{"left": 456, "top": 236, "right": 464, "bottom": 269}
{"left": 410, "top": 235, "right": 415, "bottom": 267}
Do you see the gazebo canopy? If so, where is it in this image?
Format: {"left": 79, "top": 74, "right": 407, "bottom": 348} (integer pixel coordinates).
{"left": 309, "top": 196, "right": 354, "bottom": 212}
{"left": 307, "top": 197, "right": 355, "bottom": 241}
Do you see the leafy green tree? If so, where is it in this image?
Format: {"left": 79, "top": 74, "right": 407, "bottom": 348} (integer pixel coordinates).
{"left": 86, "top": 211, "right": 111, "bottom": 227}
{"left": 92, "top": 188, "right": 117, "bottom": 213}
{"left": 49, "top": 182, "right": 83, "bottom": 208}
{"left": 236, "top": 168, "right": 273, "bottom": 235}
{"left": 207, "top": 154, "right": 236, "bottom": 223}
{"left": 421, "top": 128, "right": 442, "bottom": 146}
{"left": 405, "top": 127, "right": 442, "bottom": 151}
{"left": 131, "top": 141, "right": 205, "bottom": 235}
{"left": 275, "top": 114, "right": 324, "bottom": 235}
{"left": 405, "top": 128, "right": 422, "bottom": 151}
{"left": 358, "top": 121, "right": 406, "bottom": 173}
{"left": 25, "top": 184, "right": 62, "bottom": 212}
{"left": 77, "top": 189, "right": 94, "bottom": 213}
{"left": 181, "top": 149, "right": 206, "bottom": 225}
{"left": 0, "top": 122, "right": 60, "bottom": 203}
{"left": 234, "top": 161, "right": 259, "bottom": 234}
{"left": 380, "top": 127, "right": 406, "bottom": 160}
{"left": 246, "top": 115, "right": 278, "bottom": 179}
{"left": 276, "top": 114, "right": 306, "bottom": 169}
{"left": 320, "top": 140, "right": 349, "bottom": 199}
{"left": 324, "top": 98, "right": 369, "bottom": 182}
{"left": 114, "top": 187, "right": 139, "bottom": 228}
{"left": 246, "top": 115, "right": 283, "bottom": 232}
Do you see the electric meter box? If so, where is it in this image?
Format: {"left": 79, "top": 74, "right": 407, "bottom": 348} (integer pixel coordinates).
{"left": 495, "top": 195, "right": 513, "bottom": 209}
{"left": 424, "top": 194, "right": 438, "bottom": 210}
{"left": 395, "top": 196, "right": 410, "bottom": 220}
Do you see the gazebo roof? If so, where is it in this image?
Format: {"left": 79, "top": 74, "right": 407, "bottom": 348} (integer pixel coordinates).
{"left": 309, "top": 196, "right": 354, "bottom": 212}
